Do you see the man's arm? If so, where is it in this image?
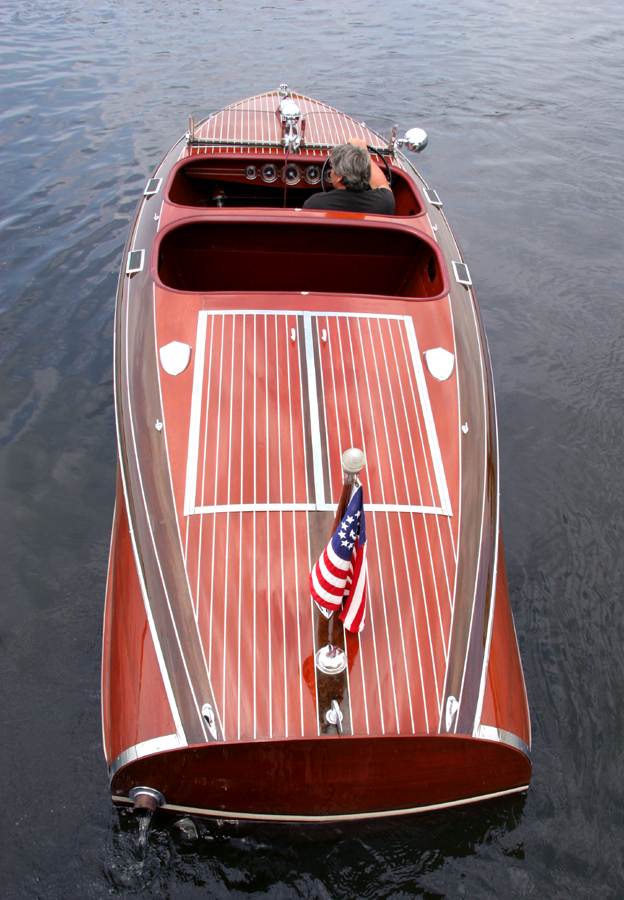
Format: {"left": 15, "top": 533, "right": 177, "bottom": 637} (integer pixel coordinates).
{"left": 347, "top": 137, "right": 392, "bottom": 191}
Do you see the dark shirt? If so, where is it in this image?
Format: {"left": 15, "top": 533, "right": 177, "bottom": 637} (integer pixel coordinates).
{"left": 302, "top": 187, "right": 395, "bottom": 215}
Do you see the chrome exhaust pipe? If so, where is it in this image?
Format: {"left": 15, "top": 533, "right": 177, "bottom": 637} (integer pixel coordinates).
{"left": 128, "top": 786, "right": 165, "bottom": 812}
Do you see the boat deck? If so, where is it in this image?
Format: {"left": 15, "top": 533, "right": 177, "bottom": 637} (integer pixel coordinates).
{"left": 187, "top": 90, "right": 385, "bottom": 156}
{"left": 155, "top": 290, "right": 460, "bottom": 741}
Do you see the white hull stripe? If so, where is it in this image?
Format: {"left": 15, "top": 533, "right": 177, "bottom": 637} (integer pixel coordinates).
{"left": 112, "top": 784, "right": 529, "bottom": 823}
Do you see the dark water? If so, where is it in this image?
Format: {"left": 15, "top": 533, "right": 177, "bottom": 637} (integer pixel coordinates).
{"left": 1, "top": 0, "right": 623, "bottom": 896}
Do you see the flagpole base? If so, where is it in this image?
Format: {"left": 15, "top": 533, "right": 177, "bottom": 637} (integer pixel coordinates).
{"left": 313, "top": 599, "right": 334, "bottom": 620}
{"left": 315, "top": 644, "right": 347, "bottom": 675}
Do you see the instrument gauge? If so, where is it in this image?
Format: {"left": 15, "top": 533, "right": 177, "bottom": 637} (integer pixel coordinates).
{"left": 260, "top": 163, "right": 278, "bottom": 183}
{"left": 304, "top": 165, "right": 321, "bottom": 185}
{"left": 283, "top": 163, "right": 302, "bottom": 185}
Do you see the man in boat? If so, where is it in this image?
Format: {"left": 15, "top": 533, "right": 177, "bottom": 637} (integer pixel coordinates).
{"left": 302, "top": 138, "right": 395, "bottom": 214}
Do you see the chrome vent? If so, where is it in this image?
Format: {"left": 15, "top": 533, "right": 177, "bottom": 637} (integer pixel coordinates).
{"left": 424, "top": 187, "right": 442, "bottom": 207}
{"left": 452, "top": 261, "right": 472, "bottom": 286}
{"left": 144, "top": 178, "right": 162, "bottom": 197}
{"left": 126, "top": 249, "right": 145, "bottom": 274}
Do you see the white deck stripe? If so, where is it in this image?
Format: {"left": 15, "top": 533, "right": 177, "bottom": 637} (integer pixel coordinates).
{"left": 265, "top": 314, "right": 269, "bottom": 505}
{"left": 237, "top": 314, "right": 246, "bottom": 740}
{"left": 275, "top": 318, "right": 289, "bottom": 736}
{"left": 285, "top": 315, "right": 305, "bottom": 736}
{"left": 195, "top": 317, "right": 215, "bottom": 616}
{"left": 320, "top": 314, "right": 345, "bottom": 498}
{"left": 324, "top": 315, "right": 359, "bottom": 732}
{"left": 446, "top": 291, "right": 460, "bottom": 565}
{"left": 385, "top": 319, "right": 453, "bottom": 610}
{"left": 403, "top": 317, "right": 452, "bottom": 516}
{"left": 303, "top": 312, "right": 326, "bottom": 509}
{"left": 392, "top": 321, "right": 445, "bottom": 702}
{"left": 343, "top": 317, "right": 386, "bottom": 733}
{"left": 313, "top": 316, "right": 354, "bottom": 731}
{"left": 208, "top": 315, "right": 227, "bottom": 673}
{"left": 399, "top": 320, "right": 448, "bottom": 660}
{"left": 355, "top": 318, "right": 400, "bottom": 731}
{"left": 331, "top": 314, "right": 368, "bottom": 733}
{"left": 382, "top": 321, "right": 434, "bottom": 729}
{"left": 184, "top": 313, "right": 208, "bottom": 515}
{"left": 221, "top": 315, "right": 238, "bottom": 735}
{"left": 264, "top": 318, "right": 273, "bottom": 738}
{"left": 367, "top": 318, "right": 416, "bottom": 731}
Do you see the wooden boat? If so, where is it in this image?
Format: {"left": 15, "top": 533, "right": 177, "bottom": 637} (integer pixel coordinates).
{"left": 101, "top": 87, "right": 531, "bottom": 822}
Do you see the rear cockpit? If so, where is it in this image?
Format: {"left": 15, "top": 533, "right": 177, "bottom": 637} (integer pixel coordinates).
{"left": 156, "top": 218, "right": 448, "bottom": 299}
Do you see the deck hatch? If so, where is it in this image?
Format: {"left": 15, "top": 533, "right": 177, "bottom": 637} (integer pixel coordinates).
{"left": 183, "top": 310, "right": 452, "bottom": 517}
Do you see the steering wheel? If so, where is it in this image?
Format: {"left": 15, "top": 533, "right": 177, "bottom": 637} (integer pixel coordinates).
{"left": 321, "top": 146, "right": 392, "bottom": 192}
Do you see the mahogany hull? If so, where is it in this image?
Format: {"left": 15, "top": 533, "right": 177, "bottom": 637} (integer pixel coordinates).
{"left": 111, "top": 734, "right": 529, "bottom": 821}
{"left": 102, "top": 89, "right": 531, "bottom": 822}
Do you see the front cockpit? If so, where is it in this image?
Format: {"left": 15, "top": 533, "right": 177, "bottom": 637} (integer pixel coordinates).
{"left": 167, "top": 154, "right": 426, "bottom": 216}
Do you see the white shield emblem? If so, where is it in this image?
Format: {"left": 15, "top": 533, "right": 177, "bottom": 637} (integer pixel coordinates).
{"left": 424, "top": 347, "right": 455, "bottom": 382}
{"left": 201, "top": 702, "right": 218, "bottom": 740}
{"left": 159, "top": 341, "right": 191, "bottom": 376}
{"left": 445, "top": 694, "right": 459, "bottom": 732}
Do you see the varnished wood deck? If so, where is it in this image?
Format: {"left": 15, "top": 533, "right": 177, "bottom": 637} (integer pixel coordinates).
{"left": 154, "top": 291, "right": 460, "bottom": 741}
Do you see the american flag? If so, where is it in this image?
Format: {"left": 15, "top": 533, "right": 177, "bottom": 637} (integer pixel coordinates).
{"left": 309, "top": 485, "right": 368, "bottom": 633}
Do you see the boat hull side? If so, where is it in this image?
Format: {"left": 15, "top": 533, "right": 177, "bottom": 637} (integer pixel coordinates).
{"left": 479, "top": 537, "right": 531, "bottom": 749}
{"left": 102, "top": 467, "right": 177, "bottom": 766}
{"left": 110, "top": 733, "right": 530, "bottom": 820}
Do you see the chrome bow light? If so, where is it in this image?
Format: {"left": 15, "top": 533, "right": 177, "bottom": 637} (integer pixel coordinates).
{"left": 278, "top": 86, "right": 302, "bottom": 152}
{"left": 389, "top": 125, "right": 429, "bottom": 154}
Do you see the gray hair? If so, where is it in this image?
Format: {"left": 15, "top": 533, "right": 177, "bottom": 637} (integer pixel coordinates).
{"left": 330, "top": 143, "right": 371, "bottom": 191}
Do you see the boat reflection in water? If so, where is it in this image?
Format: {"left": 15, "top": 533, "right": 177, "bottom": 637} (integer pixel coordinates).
{"left": 101, "top": 87, "right": 531, "bottom": 822}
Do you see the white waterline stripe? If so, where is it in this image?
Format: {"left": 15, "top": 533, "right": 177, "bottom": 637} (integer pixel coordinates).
{"left": 113, "top": 784, "right": 529, "bottom": 823}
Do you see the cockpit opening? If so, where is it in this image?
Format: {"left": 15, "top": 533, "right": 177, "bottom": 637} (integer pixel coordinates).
{"left": 167, "top": 157, "right": 425, "bottom": 217}
{"left": 157, "top": 219, "right": 448, "bottom": 299}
